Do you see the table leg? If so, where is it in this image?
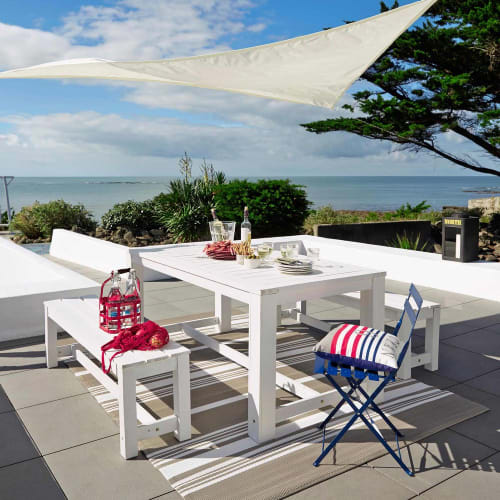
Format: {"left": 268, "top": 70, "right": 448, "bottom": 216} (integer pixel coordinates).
{"left": 215, "top": 293, "right": 232, "bottom": 333}
{"left": 360, "top": 275, "right": 385, "bottom": 331}
{"left": 117, "top": 364, "right": 138, "bottom": 459}
{"left": 173, "top": 352, "right": 192, "bottom": 441}
{"left": 44, "top": 306, "right": 58, "bottom": 368}
{"left": 248, "top": 296, "right": 277, "bottom": 442}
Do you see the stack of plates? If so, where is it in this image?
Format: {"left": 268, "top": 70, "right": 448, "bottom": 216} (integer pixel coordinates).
{"left": 275, "top": 257, "right": 313, "bottom": 275}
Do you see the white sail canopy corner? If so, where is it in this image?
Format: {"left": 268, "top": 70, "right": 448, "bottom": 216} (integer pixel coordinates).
{"left": 0, "top": 0, "right": 437, "bottom": 110}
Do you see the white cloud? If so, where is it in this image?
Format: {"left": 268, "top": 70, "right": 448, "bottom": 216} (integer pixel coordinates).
{"left": 0, "top": 0, "right": 482, "bottom": 177}
{"left": 0, "top": 0, "right": 258, "bottom": 69}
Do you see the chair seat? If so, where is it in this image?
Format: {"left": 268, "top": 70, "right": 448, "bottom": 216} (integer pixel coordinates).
{"left": 313, "top": 323, "right": 400, "bottom": 373}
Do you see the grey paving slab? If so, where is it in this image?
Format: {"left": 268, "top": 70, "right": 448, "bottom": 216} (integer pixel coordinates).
{"left": 143, "top": 279, "right": 192, "bottom": 292}
{"left": 369, "top": 429, "right": 495, "bottom": 495}
{"left": 146, "top": 284, "right": 214, "bottom": 302}
{"left": 0, "top": 367, "right": 88, "bottom": 409}
{"left": 417, "top": 288, "right": 479, "bottom": 308}
{"left": 0, "top": 411, "right": 39, "bottom": 468}
{"left": 438, "top": 302, "right": 500, "bottom": 339}
{"left": 420, "top": 451, "right": 500, "bottom": 500}
{"left": 169, "top": 295, "right": 215, "bottom": 316}
{"left": 313, "top": 305, "right": 362, "bottom": 324}
{"left": 0, "top": 342, "right": 47, "bottom": 376}
{"left": 449, "top": 386, "right": 500, "bottom": 451}
{"left": 286, "top": 465, "right": 415, "bottom": 500}
{"left": 0, "top": 385, "right": 14, "bottom": 414}
{"left": 412, "top": 367, "right": 461, "bottom": 389}
{"left": 0, "top": 457, "right": 66, "bottom": 500}
{"left": 144, "top": 302, "right": 187, "bottom": 322}
{"left": 427, "top": 343, "right": 499, "bottom": 383}
{"left": 443, "top": 327, "right": 500, "bottom": 360}
{"left": 45, "top": 434, "right": 172, "bottom": 500}
{"left": 151, "top": 491, "right": 182, "bottom": 500}
{"left": 464, "top": 369, "right": 500, "bottom": 398}
{"left": 18, "top": 392, "right": 118, "bottom": 455}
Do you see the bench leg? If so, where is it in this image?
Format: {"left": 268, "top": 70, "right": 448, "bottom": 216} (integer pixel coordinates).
{"left": 173, "top": 352, "right": 191, "bottom": 441}
{"left": 424, "top": 308, "right": 440, "bottom": 372}
{"left": 45, "top": 306, "right": 58, "bottom": 368}
{"left": 117, "top": 365, "right": 138, "bottom": 459}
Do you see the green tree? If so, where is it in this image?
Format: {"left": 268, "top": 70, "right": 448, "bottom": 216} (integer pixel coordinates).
{"left": 302, "top": 0, "right": 500, "bottom": 176}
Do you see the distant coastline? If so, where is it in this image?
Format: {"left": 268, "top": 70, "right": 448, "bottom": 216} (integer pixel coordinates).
{"left": 3, "top": 176, "right": 500, "bottom": 221}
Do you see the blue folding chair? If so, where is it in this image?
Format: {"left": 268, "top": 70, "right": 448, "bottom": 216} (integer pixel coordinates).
{"left": 312, "top": 284, "right": 423, "bottom": 476}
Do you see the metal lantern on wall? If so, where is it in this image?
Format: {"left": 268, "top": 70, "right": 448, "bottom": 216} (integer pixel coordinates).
{"left": 442, "top": 214, "right": 479, "bottom": 262}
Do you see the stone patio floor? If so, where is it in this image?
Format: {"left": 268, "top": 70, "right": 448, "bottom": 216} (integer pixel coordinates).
{"left": 0, "top": 255, "right": 499, "bottom": 499}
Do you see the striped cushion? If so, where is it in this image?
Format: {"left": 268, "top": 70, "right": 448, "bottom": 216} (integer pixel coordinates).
{"left": 313, "top": 323, "right": 400, "bottom": 372}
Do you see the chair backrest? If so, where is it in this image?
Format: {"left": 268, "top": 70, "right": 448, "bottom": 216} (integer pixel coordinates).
{"left": 393, "top": 284, "right": 423, "bottom": 368}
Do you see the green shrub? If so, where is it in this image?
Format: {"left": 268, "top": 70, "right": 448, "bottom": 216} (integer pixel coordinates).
{"left": 387, "top": 232, "right": 428, "bottom": 251}
{"left": 156, "top": 157, "right": 227, "bottom": 243}
{"left": 1, "top": 209, "right": 15, "bottom": 225}
{"left": 215, "top": 179, "right": 311, "bottom": 238}
{"left": 101, "top": 199, "right": 159, "bottom": 232}
{"left": 393, "top": 201, "right": 431, "bottom": 219}
{"left": 11, "top": 200, "right": 96, "bottom": 239}
{"left": 303, "top": 205, "right": 337, "bottom": 234}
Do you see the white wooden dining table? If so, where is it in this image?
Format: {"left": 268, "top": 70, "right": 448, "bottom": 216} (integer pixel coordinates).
{"left": 136, "top": 240, "right": 386, "bottom": 443}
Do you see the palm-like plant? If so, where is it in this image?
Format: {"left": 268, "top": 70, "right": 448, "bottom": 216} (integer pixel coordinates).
{"left": 157, "top": 155, "right": 227, "bottom": 243}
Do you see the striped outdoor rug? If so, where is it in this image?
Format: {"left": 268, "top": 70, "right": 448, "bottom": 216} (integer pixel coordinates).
{"left": 67, "top": 317, "right": 487, "bottom": 500}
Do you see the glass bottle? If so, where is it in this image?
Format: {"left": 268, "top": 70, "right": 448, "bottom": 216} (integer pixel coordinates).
{"left": 211, "top": 207, "right": 224, "bottom": 241}
{"left": 241, "top": 206, "right": 251, "bottom": 243}
{"left": 107, "top": 271, "right": 122, "bottom": 331}
{"left": 122, "top": 269, "right": 140, "bottom": 327}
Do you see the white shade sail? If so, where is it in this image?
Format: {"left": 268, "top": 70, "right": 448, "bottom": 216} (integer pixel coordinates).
{"left": 0, "top": 0, "right": 437, "bottom": 109}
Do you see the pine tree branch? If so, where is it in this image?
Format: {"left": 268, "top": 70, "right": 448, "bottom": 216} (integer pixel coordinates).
{"left": 449, "top": 124, "right": 500, "bottom": 159}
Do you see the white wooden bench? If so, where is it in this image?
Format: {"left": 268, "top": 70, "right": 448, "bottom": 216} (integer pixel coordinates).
{"left": 44, "top": 297, "right": 191, "bottom": 459}
{"left": 325, "top": 292, "right": 440, "bottom": 379}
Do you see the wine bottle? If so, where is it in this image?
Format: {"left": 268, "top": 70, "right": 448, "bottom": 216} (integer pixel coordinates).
{"left": 211, "top": 208, "right": 224, "bottom": 241}
{"left": 241, "top": 206, "right": 251, "bottom": 243}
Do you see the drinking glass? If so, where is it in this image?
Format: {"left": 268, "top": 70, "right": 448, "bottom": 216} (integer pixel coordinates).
{"left": 307, "top": 248, "right": 320, "bottom": 261}
{"left": 280, "top": 244, "right": 288, "bottom": 258}
{"left": 287, "top": 242, "right": 299, "bottom": 258}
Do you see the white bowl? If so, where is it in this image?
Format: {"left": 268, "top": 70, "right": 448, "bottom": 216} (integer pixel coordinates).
{"left": 244, "top": 257, "right": 262, "bottom": 269}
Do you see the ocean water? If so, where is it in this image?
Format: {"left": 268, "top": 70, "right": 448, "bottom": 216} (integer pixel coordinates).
{"left": 2, "top": 176, "right": 499, "bottom": 221}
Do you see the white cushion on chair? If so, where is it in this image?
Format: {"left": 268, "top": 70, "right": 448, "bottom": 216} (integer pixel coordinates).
{"left": 314, "top": 323, "right": 400, "bottom": 372}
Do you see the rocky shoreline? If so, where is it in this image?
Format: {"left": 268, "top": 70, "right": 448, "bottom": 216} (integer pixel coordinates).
{"left": 13, "top": 226, "right": 173, "bottom": 247}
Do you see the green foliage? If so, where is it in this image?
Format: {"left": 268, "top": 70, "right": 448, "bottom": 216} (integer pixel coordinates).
{"left": 214, "top": 179, "right": 311, "bottom": 238}
{"left": 303, "top": 0, "right": 500, "bottom": 176}
{"left": 101, "top": 200, "right": 159, "bottom": 232}
{"left": 387, "top": 232, "right": 428, "bottom": 251}
{"left": 1, "top": 209, "right": 15, "bottom": 225}
{"left": 11, "top": 200, "right": 96, "bottom": 239}
{"left": 393, "top": 201, "right": 431, "bottom": 218}
{"left": 303, "top": 201, "right": 439, "bottom": 233}
{"left": 303, "top": 205, "right": 337, "bottom": 234}
{"left": 156, "top": 155, "right": 227, "bottom": 243}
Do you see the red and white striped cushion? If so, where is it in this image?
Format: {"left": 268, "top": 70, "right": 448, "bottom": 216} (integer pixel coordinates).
{"left": 313, "top": 323, "right": 400, "bottom": 371}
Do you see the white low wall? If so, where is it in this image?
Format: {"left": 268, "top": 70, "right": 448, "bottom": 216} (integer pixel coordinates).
{"left": 50, "top": 229, "right": 168, "bottom": 281}
{"left": 49, "top": 231, "right": 500, "bottom": 302}
{"left": 298, "top": 235, "right": 500, "bottom": 303}
{"left": 0, "top": 237, "right": 99, "bottom": 341}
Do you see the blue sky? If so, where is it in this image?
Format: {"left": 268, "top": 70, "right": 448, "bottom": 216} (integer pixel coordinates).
{"left": 0, "top": 0, "right": 490, "bottom": 176}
